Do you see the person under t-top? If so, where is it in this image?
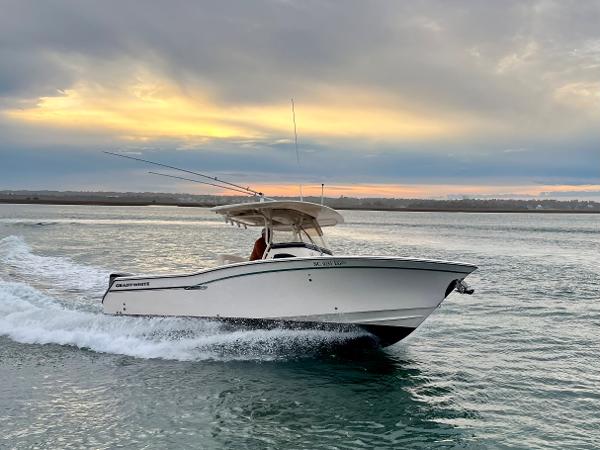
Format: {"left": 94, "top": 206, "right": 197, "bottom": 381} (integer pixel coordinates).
{"left": 249, "top": 229, "right": 267, "bottom": 261}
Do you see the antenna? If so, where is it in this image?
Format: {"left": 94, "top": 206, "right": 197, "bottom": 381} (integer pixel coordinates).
{"left": 104, "top": 151, "right": 264, "bottom": 197}
{"left": 321, "top": 183, "right": 324, "bottom": 205}
{"left": 291, "top": 98, "right": 303, "bottom": 201}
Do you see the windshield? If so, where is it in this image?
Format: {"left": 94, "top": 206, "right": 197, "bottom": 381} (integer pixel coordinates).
{"left": 300, "top": 225, "right": 327, "bottom": 248}
{"left": 270, "top": 220, "right": 328, "bottom": 249}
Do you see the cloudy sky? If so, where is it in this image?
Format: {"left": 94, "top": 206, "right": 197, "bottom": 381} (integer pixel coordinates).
{"left": 1, "top": 0, "right": 599, "bottom": 198}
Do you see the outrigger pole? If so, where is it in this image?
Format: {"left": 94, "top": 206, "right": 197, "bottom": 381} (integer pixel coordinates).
{"left": 103, "top": 151, "right": 264, "bottom": 197}
{"left": 148, "top": 171, "right": 256, "bottom": 196}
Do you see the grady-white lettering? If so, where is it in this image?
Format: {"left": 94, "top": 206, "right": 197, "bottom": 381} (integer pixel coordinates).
{"left": 115, "top": 282, "right": 150, "bottom": 288}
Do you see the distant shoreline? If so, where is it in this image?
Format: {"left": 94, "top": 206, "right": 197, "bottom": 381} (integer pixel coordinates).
{"left": 1, "top": 198, "right": 599, "bottom": 214}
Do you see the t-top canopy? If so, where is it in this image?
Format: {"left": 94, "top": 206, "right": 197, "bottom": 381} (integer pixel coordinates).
{"left": 212, "top": 200, "right": 344, "bottom": 229}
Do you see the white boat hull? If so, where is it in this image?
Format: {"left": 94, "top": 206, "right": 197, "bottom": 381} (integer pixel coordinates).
{"left": 103, "top": 256, "right": 476, "bottom": 346}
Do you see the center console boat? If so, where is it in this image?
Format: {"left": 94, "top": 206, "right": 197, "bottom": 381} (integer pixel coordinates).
{"left": 102, "top": 200, "right": 476, "bottom": 346}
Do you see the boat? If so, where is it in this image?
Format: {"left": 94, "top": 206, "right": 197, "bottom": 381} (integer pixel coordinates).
{"left": 102, "top": 199, "right": 477, "bottom": 347}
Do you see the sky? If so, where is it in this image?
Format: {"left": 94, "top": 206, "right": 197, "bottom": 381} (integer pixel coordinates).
{"left": 1, "top": 0, "right": 599, "bottom": 199}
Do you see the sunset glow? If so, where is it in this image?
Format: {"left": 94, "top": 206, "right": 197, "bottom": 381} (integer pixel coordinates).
{"left": 6, "top": 75, "right": 474, "bottom": 142}
{"left": 200, "top": 183, "right": 600, "bottom": 199}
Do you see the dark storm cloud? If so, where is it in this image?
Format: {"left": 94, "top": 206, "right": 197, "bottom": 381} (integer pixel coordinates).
{"left": 2, "top": 0, "right": 599, "bottom": 115}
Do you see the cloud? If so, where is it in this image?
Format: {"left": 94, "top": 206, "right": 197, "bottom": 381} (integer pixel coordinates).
{"left": 3, "top": 1, "right": 600, "bottom": 122}
{"left": 5, "top": 73, "right": 478, "bottom": 143}
{"left": 1, "top": 0, "right": 599, "bottom": 196}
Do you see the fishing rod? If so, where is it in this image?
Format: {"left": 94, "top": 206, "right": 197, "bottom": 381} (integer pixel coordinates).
{"left": 104, "top": 151, "right": 264, "bottom": 197}
{"left": 148, "top": 171, "right": 256, "bottom": 196}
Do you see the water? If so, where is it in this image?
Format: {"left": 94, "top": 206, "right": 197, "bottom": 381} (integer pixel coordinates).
{"left": 0, "top": 204, "right": 598, "bottom": 449}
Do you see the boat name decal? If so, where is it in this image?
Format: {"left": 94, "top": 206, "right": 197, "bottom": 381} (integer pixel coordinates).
{"left": 312, "top": 260, "right": 346, "bottom": 267}
{"left": 115, "top": 281, "right": 150, "bottom": 288}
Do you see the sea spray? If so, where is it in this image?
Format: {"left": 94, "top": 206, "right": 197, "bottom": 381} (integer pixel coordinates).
{"left": 0, "top": 280, "right": 369, "bottom": 360}
{"left": 0, "top": 235, "right": 109, "bottom": 294}
{"left": 0, "top": 237, "right": 371, "bottom": 361}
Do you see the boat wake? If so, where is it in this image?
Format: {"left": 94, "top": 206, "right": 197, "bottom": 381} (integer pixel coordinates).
{"left": 0, "top": 236, "right": 372, "bottom": 361}
{"left": 0, "top": 235, "right": 109, "bottom": 294}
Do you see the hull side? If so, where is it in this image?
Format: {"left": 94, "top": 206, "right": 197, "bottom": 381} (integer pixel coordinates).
{"left": 103, "top": 256, "right": 475, "bottom": 346}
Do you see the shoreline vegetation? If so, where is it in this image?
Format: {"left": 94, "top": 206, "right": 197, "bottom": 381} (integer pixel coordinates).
{"left": 1, "top": 190, "right": 599, "bottom": 213}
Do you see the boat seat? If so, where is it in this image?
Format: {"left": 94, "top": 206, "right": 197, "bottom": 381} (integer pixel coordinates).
{"left": 217, "top": 254, "right": 247, "bottom": 266}
{"left": 273, "top": 253, "right": 295, "bottom": 259}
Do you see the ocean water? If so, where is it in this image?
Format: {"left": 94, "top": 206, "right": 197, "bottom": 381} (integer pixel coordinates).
{"left": 0, "top": 204, "right": 598, "bottom": 449}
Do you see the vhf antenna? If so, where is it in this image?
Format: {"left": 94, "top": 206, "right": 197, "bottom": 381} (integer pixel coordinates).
{"left": 291, "top": 98, "right": 303, "bottom": 201}
{"left": 104, "top": 151, "right": 264, "bottom": 197}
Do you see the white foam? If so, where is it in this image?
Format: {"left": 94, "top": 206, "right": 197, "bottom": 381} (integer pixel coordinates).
{"left": 0, "top": 235, "right": 109, "bottom": 294}
{"left": 0, "top": 280, "right": 369, "bottom": 361}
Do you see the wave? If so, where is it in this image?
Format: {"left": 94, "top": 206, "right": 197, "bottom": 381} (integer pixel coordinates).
{"left": 0, "top": 218, "right": 223, "bottom": 227}
{"left": 0, "top": 280, "right": 371, "bottom": 361}
{"left": 0, "top": 235, "right": 109, "bottom": 294}
{"left": 342, "top": 220, "right": 599, "bottom": 235}
{"left": 0, "top": 220, "right": 60, "bottom": 227}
